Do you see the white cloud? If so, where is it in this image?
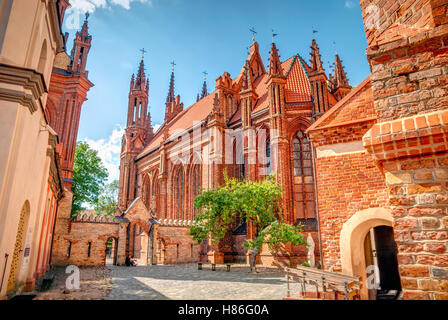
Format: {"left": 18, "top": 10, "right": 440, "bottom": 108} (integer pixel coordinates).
{"left": 84, "top": 123, "right": 161, "bottom": 182}
{"left": 69, "top": 0, "right": 151, "bottom": 13}
{"left": 110, "top": 0, "right": 152, "bottom": 10}
{"left": 345, "top": 1, "right": 355, "bottom": 8}
{"left": 84, "top": 125, "right": 124, "bottom": 182}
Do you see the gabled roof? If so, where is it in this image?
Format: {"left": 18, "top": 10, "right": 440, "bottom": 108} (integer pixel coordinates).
{"left": 249, "top": 55, "right": 312, "bottom": 114}
{"left": 138, "top": 93, "right": 215, "bottom": 157}
{"left": 137, "top": 50, "right": 315, "bottom": 159}
{"left": 307, "top": 75, "right": 375, "bottom": 132}
{"left": 284, "top": 55, "right": 312, "bottom": 104}
{"left": 233, "top": 41, "right": 266, "bottom": 86}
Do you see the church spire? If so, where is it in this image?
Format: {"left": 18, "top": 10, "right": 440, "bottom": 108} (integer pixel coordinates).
{"left": 241, "top": 60, "right": 252, "bottom": 91}
{"left": 329, "top": 53, "right": 351, "bottom": 101}
{"left": 309, "top": 39, "right": 324, "bottom": 74}
{"left": 333, "top": 54, "right": 350, "bottom": 89}
{"left": 80, "top": 13, "right": 89, "bottom": 37}
{"left": 166, "top": 61, "right": 176, "bottom": 103}
{"left": 70, "top": 12, "right": 92, "bottom": 74}
{"left": 135, "top": 59, "right": 146, "bottom": 88}
{"left": 164, "top": 61, "right": 183, "bottom": 123}
{"left": 268, "top": 42, "right": 283, "bottom": 77}
{"left": 126, "top": 57, "right": 151, "bottom": 129}
{"left": 200, "top": 71, "right": 208, "bottom": 99}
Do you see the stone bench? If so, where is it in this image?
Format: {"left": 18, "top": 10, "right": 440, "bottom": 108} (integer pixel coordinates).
{"left": 198, "top": 262, "right": 232, "bottom": 272}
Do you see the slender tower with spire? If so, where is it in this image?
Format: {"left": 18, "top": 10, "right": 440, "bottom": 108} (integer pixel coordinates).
{"left": 164, "top": 61, "right": 183, "bottom": 123}
{"left": 118, "top": 51, "right": 154, "bottom": 211}
{"left": 48, "top": 12, "right": 94, "bottom": 190}
{"left": 199, "top": 71, "right": 208, "bottom": 100}
{"left": 308, "top": 39, "right": 330, "bottom": 119}
{"left": 329, "top": 54, "right": 351, "bottom": 101}
{"left": 70, "top": 13, "right": 92, "bottom": 75}
{"left": 266, "top": 38, "right": 293, "bottom": 224}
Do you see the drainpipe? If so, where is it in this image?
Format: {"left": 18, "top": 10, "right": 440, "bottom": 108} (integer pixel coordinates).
{"left": 310, "top": 138, "right": 324, "bottom": 269}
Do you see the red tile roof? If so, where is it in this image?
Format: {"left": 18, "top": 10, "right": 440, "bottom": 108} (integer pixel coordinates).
{"left": 284, "top": 55, "right": 312, "bottom": 104}
{"left": 138, "top": 54, "right": 313, "bottom": 158}
{"left": 138, "top": 93, "right": 215, "bottom": 157}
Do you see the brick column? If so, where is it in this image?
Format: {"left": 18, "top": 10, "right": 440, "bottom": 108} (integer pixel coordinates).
{"left": 117, "top": 222, "right": 128, "bottom": 265}
{"left": 158, "top": 175, "right": 167, "bottom": 219}
{"left": 360, "top": 0, "right": 448, "bottom": 299}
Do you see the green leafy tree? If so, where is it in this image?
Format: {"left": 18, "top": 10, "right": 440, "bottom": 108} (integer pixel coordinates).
{"left": 190, "top": 174, "right": 307, "bottom": 270}
{"left": 71, "top": 141, "right": 108, "bottom": 217}
{"left": 94, "top": 179, "right": 119, "bottom": 217}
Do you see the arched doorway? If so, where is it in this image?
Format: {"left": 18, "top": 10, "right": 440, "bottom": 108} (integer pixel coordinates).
{"left": 132, "top": 223, "right": 148, "bottom": 266}
{"left": 364, "top": 226, "right": 401, "bottom": 300}
{"left": 340, "top": 208, "right": 401, "bottom": 300}
{"left": 7, "top": 202, "right": 30, "bottom": 293}
{"left": 105, "top": 237, "right": 118, "bottom": 266}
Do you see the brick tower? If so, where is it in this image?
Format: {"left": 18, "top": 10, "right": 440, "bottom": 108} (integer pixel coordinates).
{"left": 360, "top": 0, "right": 448, "bottom": 299}
{"left": 329, "top": 54, "right": 351, "bottom": 101}
{"left": 308, "top": 39, "right": 330, "bottom": 119}
{"left": 46, "top": 13, "right": 94, "bottom": 189}
{"left": 164, "top": 63, "right": 183, "bottom": 123}
{"left": 118, "top": 57, "right": 153, "bottom": 211}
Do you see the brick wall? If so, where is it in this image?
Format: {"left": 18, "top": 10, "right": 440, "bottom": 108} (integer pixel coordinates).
{"left": 359, "top": 0, "right": 448, "bottom": 299}
{"left": 315, "top": 151, "right": 388, "bottom": 271}
{"left": 154, "top": 225, "right": 200, "bottom": 264}
{"left": 52, "top": 221, "right": 119, "bottom": 266}
{"left": 381, "top": 154, "right": 448, "bottom": 299}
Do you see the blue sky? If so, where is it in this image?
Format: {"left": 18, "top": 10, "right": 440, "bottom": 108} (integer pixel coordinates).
{"left": 63, "top": 0, "right": 371, "bottom": 181}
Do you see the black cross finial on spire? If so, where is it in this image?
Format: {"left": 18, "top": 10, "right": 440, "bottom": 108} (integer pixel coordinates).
{"left": 140, "top": 48, "right": 147, "bottom": 59}
{"left": 249, "top": 27, "right": 257, "bottom": 42}
{"left": 271, "top": 29, "right": 278, "bottom": 43}
{"left": 202, "top": 71, "right": 208, "bottom": 80}
{"left": 85, "top": 12, "right": 90, "bottom": 20}
{"left": 312, "top": 28, "right": 318, "bottom": 35}
{"left": 170, "top": 61, "right": 176, "bottom": 72}
{"left": 333, "top": 41, "right": 338, "bottom": 55}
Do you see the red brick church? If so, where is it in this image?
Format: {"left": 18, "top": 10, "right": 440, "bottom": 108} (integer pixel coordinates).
{"left": 50, "top": 0, "right": 448, "bottom": 300}
{"left": 114, "top": 38, "right": 352, "bottom": 268}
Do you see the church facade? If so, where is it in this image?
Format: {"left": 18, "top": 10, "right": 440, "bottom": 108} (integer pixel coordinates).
{"left": 114, "top": 38, "right": 352, "bottom": 267}
{"left": 0, "top": 0, "right": 93, "bottom": 298}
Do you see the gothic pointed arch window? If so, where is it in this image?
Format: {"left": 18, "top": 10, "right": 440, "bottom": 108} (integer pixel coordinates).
{"left": 191, "top": 164, "right": 201, "bottom": 219}
{"left": 266, "top": 137, "right": 271, "bottom": 175}
{"left": 174, "top": 166, "right": 184, "bottom": 220}
{"left": 142, "top": 175, "right": 151, "bottom": 209}
{"left": 232, "top": 136, "right": 245, "bottom": 180}
{"left": 153, "top": 177, "right": 161, "bottom": 217}
{"left": 257, "top": 128, "right": 271, "bottom": 176}
{"left": 292, "top": 130, "right": 316, "bottom": 226}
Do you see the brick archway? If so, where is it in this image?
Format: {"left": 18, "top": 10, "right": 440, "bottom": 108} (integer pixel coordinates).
{"left": 340, "top": 207, "right": 394, "bottom": 299}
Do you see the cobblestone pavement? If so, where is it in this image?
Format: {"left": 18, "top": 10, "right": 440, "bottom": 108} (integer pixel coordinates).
{"left": 35, "top": 266, "right": 112, "bottom": 300}
{"left": 106, "top": 263, "right": 300, "bottom": 300}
